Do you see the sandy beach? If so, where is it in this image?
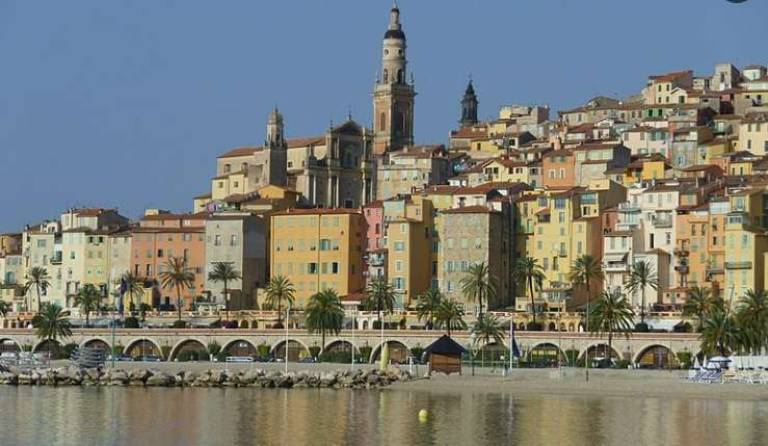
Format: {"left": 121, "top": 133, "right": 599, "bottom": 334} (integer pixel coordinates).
{"left": 40, "top": 360, "right": 768, "bottom": 400}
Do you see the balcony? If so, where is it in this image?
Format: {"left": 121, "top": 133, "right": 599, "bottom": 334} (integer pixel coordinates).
{"left": 367, "top": 254, "right": 385, "bottom": 267}
{"left": 725, "top": 261, "right": 753, "bottom": 270}
{"left": 604, "top": 262, "right": 630, "bottom": 272}
{"left": 706, "top": 265, "right": 724, "bottom": 275}
{"left": 618, "top": 202, "right": 641, "bottom": 212}
{"left": 674, "top": 264, "right": 689, "bottom": 274}
{"left": 653, "top": 217, "right": 673, "bottom": 228}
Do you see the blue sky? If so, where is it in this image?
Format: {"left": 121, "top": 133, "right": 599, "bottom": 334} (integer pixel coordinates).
{"left": 1, "top": 0, "right": 766, "bottom": 232}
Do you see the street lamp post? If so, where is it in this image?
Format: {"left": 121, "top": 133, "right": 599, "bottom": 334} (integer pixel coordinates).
{"left": 284, "top": 303, "right": 290, "bottom": 375}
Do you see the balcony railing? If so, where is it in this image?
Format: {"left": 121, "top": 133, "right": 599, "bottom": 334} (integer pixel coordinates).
{"left": 604, "top": 262, "right": 629, "bottom": 272}
{"left": 725, "top": 261, "right": 753, "bottom": 270}
{"left": 674, "top": 264, "right": 689, "bottom": 274}
{"left": 653, "top": 218, "right": 673, "bottom": 228}
{"left": 618, "top": 202, "right": 641, "bottom": 212}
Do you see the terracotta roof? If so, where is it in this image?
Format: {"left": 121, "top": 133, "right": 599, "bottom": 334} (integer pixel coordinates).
{"left": 270, "top": 208, "right": 362, "bottom": 216}
{"left": 450, "top": 126, "right": 488, "bottom": 139}
{"left": 66, "top": 208, "right": 116, "bottom": 217}
{"left": 571, "top": 142, "right": 625, "bottom": 152}
{"left": 648, "top": 70, "right": 692, "bottom": 82}
{"left": 420, "top": 185, "right": 461, "bottom": 195}
{"left": 142, "top": 212, "right": 209, "bottom": 221}
{"left": 287, "top": 136, "right": 325, "bottom": 148}
{"left": 454, "top": 182, "right": 528, "bottom": 195}
{"left": 218, "top": 147, "right": 257, "bottom": 159}
{"left": 743, "top": 112, "right": 768, "bottom": 124}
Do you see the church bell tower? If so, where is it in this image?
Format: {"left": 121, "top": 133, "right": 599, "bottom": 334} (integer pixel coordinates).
{"left": 373, "top": 4, "right": 416, "bottom": 156}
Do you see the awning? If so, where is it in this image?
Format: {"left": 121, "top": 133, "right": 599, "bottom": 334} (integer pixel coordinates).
{"left": 604, "top": 253, "right": 628, "bottom": 263}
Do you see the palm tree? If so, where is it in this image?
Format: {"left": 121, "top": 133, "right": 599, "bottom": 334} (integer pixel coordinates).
{"left": 73, "top": 284, "right": 103, "bottom": 328}
{"left": 363, "top": 277, "right": 396, "bottom": 329}
{"left": 625, "top": 260, "right": 658, "bottom": 326}
{"left": 735, "top": 289, "right": 768, "bottom": 355}
{"left": 305, "top": 289, "right": 345, "bottom": 349}
{"left": 264, "top": 275, "right": 295, "bottom": 327}
{"left": 471, "top": 314, "right": 506, "bottom": 365}
{"left": 459, "top": 262, "right": 496, "bottom": 316}
{"left": 433, "top": 299, "right": 467, "bottom": 336}
{"left": 32, "top": 303, "right": 72, "bottom": 361}
{"left": 208, "top": 262, "right": 242, "bottom": 311}
{"left": 513, "top": 257, "right": 545, "bottom": 325}
{"left": 682, "top": 287, "right": 716, "bottom": 332}
{"left": 159, "top": 257, "right": 195, "bottom": 322}
{"left": 416, "top": 288, "right": 443, "bottom": 329}
{"left": 120, "top": 271, "right": 145, "bottom": 315}
{"left": 589, "top": 290, "right": 635, "bottom": 363}
{"left": 568, "top": 254, "right": 603, "bottom": 313}
{"left": 701, "top": 307, "right": 739, "bottom": 357}
{"left": 24, "top": 266, "right": 51, "bottom": 313}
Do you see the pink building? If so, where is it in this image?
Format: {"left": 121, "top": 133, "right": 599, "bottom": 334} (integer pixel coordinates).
{"left": 363, "top": 201, "right": 386, "bottom": 282}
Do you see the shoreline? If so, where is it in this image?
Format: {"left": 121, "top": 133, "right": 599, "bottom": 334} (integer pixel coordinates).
{"left": 391, "top": 368, "right": 768, "bottom": 401}
{"left": 6, "top": 361, "right": 768, "bottom": 400}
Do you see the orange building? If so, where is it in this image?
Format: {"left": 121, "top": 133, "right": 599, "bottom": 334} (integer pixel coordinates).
{"left": 131, "top": 211, "right": 208, "bottom": 309}
{"left": 541, "top": 149, "right": 576, "bottom": 189}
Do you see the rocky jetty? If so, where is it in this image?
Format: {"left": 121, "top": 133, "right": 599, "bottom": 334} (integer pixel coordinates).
{"left": 0, "top": 366, "right": 414, "bottom": 389}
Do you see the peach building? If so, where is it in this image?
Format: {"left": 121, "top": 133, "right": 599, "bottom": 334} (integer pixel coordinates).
{"left": 131, "top": 211, "right": 208, "bottom": 309}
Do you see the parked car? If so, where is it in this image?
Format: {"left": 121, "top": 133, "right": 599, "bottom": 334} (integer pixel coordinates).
{"left": 299, "top": 357, "right": 316, "bottom": 363}
{"left": 107, "top": 354, "right": 134, "bottom": 362}
{"left": 139, "top": 355, "right": 163, "bottom": 362}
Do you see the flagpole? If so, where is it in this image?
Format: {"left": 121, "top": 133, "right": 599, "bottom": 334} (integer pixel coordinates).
{"left": 509, "top": 315, "right": 513, "bottom": 374}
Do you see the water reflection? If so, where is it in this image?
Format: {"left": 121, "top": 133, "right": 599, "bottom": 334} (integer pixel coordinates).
{"left": 1, "top": 387, "right": 767, "bottom": 446}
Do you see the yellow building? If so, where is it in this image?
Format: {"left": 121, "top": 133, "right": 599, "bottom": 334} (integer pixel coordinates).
{"left": 724, "top": 189, "right": 768, "bottom": 302}
{"left": 519, "top": 181, "right": 625, "bottom": 311}
{"left": 621, "top": 154, "right": 669, "bottom": 186}
{"left": 381, "top": 196, "right": 434, "bottom": 307}
{"left": 269, "top": 209, "right": 364, "bottom": 307}
{"left": 739, "top": 112, "right": 768, "bottom": 155}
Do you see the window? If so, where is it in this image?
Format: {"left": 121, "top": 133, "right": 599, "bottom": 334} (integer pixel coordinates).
{"left": 157, "top": 249, "right": 164, "bottom": 258}
{"left": 230, "top": 235, "right": 238, "bottom": 246}
{"left": 394, "top": 241, "right": 405, "bottom": 251}
{"left": 332, "top": 262, "right": 339, "bottom": 274}
{"left": 36, "top": 240, "right": 46, "bottom": 248}
{"left": 395, "top": 260, "right": 403, "bottom": 272}
{"left": 308, "top": 263, "right": 318, "bottom": 274}
{"left": 393, "top": 277, "right": 405, "bottom": 290}
{"left": 214, "top": 235, "right": 221, "bottom": 246}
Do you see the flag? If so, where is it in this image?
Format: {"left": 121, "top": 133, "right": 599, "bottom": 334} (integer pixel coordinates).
{"left": 510, "top": 320, "right": 521, "bottom": 359}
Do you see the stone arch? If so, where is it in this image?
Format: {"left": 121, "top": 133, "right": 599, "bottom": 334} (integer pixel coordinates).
{"left": 239, "top": 320, "right": 249, "bottom": 329}
{"left": 271, "top": 339, "right": 310, "bottom": 362}
{"left": 169, "top": 338, "right": 208, "bottom": 361}
{"left": 634, "top": 344, "right": 678, "bottom": 369}
{"left": 528, "top": 342, "right": 566, "bottom": 365}
{"left": 0, "top": 338, "right": 21, "bottom": 353}
{"left": 559, "top": 323, "right": 566, "bottom": 332}
{"left": 370, "top": 340, "right": 411, "bottom": 364}
{"left": 33, "top": 339, "right": 62, "bottom": 357}
{"left": 124, "top": 338, "right": 163, "bottom": 359}
{"left": 579, "top": 343, "right": 620, "bottom": 363}
{"left": 322, "top": 339, "right": 360, "bottom": 355}
{"left": 517, "top": 323, "right": 526, "bottom": 331}
{"left": 81, "top": 337, "right": 111, "bottom": 352}
{"left": 221, "top": 339, "right": 258, "bottom": 357}
{"left": 548, "top": 322, "right": 557, "bottom": 331}
{"left": 362, "top": 320, "right": 369, "bottom": 330}
{"left": 568, "top": 323, "right": 575, "bottom": 332}
{"left": 477, "top": 342, "right": 507, "bottom": 362}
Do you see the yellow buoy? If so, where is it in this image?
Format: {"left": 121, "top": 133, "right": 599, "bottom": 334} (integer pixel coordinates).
{"left": 418, "top": 409, "right": 429, "bottom": 422}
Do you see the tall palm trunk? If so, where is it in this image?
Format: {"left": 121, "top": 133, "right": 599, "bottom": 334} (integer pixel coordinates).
{"left": 36, "top": 284, "right": 42, "bottom": 312}
{"left": 223, "top": 278, "right": 229, "bottom": 312}
{"left": 528, "top": 276, "right": 536, "bottom": 324}
{"left": 640, "top": 289, "right": 646, "bottom": 324}
{"left": 176, "top": 284, "right": 182, "bottom": 322}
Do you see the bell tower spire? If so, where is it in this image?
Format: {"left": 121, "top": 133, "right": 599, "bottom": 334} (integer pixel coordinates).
{"left": 373, "top": 4, "right": 416, "bottom": 156}
{"left": 460, "top": 77, "right": 479, "bottom": 128}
